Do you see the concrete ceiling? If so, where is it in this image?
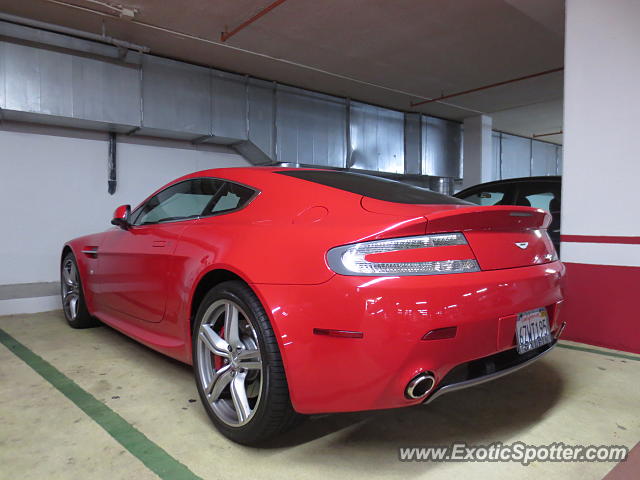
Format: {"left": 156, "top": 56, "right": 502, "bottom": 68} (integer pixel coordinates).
{"left": 0, "top": 0, "right": 565, "bottom": 143}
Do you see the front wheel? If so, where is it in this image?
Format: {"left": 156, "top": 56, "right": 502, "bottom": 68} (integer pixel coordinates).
{"left": 192, "top": 281, "right": 299, "bottom": 445}
{"left": 61, "top": 252, "right": 98, "bottom": 328}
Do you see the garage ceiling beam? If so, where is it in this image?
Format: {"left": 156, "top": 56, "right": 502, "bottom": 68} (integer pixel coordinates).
{"left": 410, "top": 67, "right": 564, "bottom": 107}
{"left": 220, "top": 0, "right": 289, "bottom": 42}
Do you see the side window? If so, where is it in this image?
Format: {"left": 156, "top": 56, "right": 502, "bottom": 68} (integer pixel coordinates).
{"left": 133, "top": 178, "right": 224, "bottom": 225}
{"left": 523, "top": 192, "right": 554, "bottom": 210}
{"left": 516, "top": 182, "right": 561, "bottom": 212}
{"left": 204, "top": 182, "right": 256, "bottom": 215}
{"left": 132, "top": 179, "right": 257, "bottom": 226}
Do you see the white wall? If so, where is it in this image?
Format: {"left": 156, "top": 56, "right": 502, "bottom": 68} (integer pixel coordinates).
{"left": 0, "top": 123, "right": 250, "bottom": 285}
{"left": 561, "top": 0, "right": 640, "bottom": 265}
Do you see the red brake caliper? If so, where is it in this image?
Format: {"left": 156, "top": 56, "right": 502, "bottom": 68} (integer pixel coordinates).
{"left": 213, "top": 326, "right": 225, "bottom": 371}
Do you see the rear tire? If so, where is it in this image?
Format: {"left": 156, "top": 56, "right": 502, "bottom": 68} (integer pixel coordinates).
{"left": 192, "top": 281, "right": 300, "bottom": 445}
{"left": 61, "top": 252, "right": 98, "bottom": 329}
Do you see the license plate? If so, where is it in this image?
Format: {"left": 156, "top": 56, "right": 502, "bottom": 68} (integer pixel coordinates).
{"left": 516, "top": 307, "right": 553, "bottom": 354}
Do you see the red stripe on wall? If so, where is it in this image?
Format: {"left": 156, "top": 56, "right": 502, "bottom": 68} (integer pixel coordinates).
{"left": 603, "top": 441, "right": 640, "bottom": 480}
{"left": 561, "top": 262, "right": 640, "bottom": 354}
{"left": 561, "top": 235, "right": 640, "bottom": 244}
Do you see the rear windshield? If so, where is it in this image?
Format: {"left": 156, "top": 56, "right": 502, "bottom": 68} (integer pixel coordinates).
{"left": 276, "top": 170, "right": 470, "bottom": 205}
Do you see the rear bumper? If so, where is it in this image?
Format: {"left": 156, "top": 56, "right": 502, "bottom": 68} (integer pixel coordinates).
{"left": 252, "top": 261, "right": 565, "bottom": 414}
{"left": 424, "top": 336, "right": 561, "bottom": 404}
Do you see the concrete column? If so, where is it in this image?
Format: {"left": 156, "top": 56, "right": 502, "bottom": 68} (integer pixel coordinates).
{"left": 462, "top": 115, "right": 493, "bottom": 188}
{"left": 561, "top": 0, "right": 640, "bottom": 353}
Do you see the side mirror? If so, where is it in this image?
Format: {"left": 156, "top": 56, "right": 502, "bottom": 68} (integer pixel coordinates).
{"left": 111, "top": 204, "right": 131, "bottom": 229}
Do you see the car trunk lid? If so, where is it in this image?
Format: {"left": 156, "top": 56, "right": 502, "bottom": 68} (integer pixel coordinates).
{"left": 361, "top": 197, "right": 556, "bottom": 271}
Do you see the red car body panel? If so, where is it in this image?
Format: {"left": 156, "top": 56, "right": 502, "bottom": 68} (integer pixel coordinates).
{"left": 64, "top": 167, "right": 565, "bottom": 414}
{"left": 253, "top": 264, "right": 564, "bottom": 413}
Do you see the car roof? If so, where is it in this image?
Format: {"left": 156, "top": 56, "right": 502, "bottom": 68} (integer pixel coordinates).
{"left": 173, "top": 166, "right": 311, "bottom": 188}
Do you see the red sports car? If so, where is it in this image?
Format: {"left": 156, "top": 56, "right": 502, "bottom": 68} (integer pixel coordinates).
{"left": 61, "top": 167, "right": 565, "bottom": 444}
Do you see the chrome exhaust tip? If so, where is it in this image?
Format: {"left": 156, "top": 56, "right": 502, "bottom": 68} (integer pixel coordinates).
{"left": 405, "top": 372, "right": 436, "bottom": 400}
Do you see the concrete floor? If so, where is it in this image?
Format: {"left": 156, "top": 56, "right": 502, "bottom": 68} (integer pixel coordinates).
{"left": 1, "top": 311, "right": 638, "bottom": 480}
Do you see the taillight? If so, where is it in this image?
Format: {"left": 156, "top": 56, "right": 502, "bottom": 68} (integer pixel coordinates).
{"left": 326, "top": 232, "right": 480, "bottom": 276}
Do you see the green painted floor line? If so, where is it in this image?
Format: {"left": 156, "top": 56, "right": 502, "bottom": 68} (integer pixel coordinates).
{"left": 557, "top": 342, "right": 640, "bottom": 362}
{"left": 0, "top": 328, "right": 203, "bottom": 480}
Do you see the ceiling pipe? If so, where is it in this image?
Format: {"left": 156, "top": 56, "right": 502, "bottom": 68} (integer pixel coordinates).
{"left": 0, "top": 12, "right": 149, "bottom": 52}
{"left": 410, "top": 67, "right": 564, "bottom": 107}
{"left": 107, "top": 132, "right": 117, "bottom": 195}
{"left": 220, "top": 0, "right": 289, "bottom": 42}
{"left": 533, "top": 130, "right": 563, "bottom": 138}
{"left": 82, "top": 0, "right": 138, "bottom": 19}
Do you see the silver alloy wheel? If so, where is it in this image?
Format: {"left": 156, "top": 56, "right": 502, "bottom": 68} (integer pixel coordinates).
{"left": 61, "top": 258, "right": 80, "bottom": 320}
{"left": 196, "top": 299, "right": 264, "bottom": 427}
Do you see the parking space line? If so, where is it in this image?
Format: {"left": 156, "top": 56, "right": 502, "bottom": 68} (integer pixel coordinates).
{"left": 0, "top": 328, "right": 203, "bottom": 480}
{"left": 557, "top": 343, "right": 640, "bottom": 361}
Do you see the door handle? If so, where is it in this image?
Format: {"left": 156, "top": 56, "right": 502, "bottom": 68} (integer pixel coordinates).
{"left": 81, "top": 247, "right": 99, "bottom": 258}
{"left": 152, "top": 240, "right": 167, "bottom": 248}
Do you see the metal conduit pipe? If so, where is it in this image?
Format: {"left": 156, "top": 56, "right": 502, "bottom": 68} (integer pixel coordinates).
{"left": 221, "top": 0, "right": 289, "bottom": 42}
{"left": 107, "top": 133, "right": 117, "bottom": 195}
{"left": 0, "top": 12, "right": 150, "bottom": 52}
{"left": 410, "top": 67, "right": 564, "bottom": 107}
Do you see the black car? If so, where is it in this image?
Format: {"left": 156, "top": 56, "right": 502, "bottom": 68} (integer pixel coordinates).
{"left": 454, "top": 176, "right": 561, "bottom": 253}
